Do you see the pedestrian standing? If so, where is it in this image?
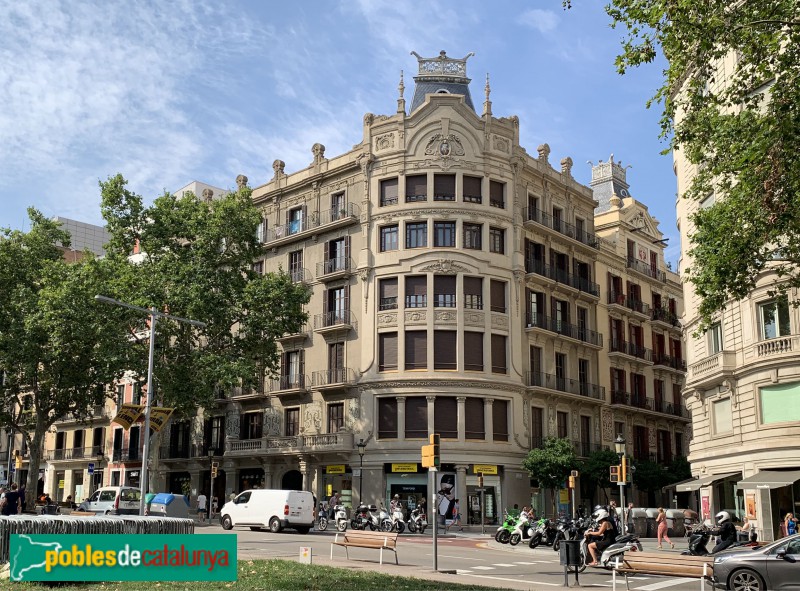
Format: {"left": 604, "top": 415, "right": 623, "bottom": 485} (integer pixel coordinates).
{"left": 211, "top": 496, "right": 219, "bottom": 519}
{"left": 656, "top": 507, "right": 674, "bottom": 549}
{"left": 450, "top": 499, "right": 463, "bottom": 531}
{"left": 1, "top": 484, "right": 20, "bottom": 516}
{"left": 785, "top": 513, "right": 798, "bottom": 536}
{"left": 609, "top": 500, "right": 619, "bottom": 531}
{"left": 196, "top": 493, "right": 207, "bottom": 523}
{"left": 625, "top": 502, "right": 635, "bottom": 535}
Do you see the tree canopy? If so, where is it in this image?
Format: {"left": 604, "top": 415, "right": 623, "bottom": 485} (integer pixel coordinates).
{"left": 522, "top": 437, "right": 578, "bottom": 510}
{"left": 577, "top": 0, "right": 800, "bottom": 329}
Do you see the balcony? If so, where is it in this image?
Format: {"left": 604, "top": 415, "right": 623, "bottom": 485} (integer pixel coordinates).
{"left": 316, "top": 257, "right": 353, "bottom": 281}
{"left": 612, "top": 391, "right": 690, "bottom": 419}
{"left": 687, "top": 350, "right": 737, "bottom": 389}
{"left": 525, "top": 313, "right": 603, "bottom": 348}
{"left": 288, "top": 267, "right": 312, "bottom": 285}
{"left": 609, "top": 339, "right": 653, "bottom": 363}
{"left": 158, "top": 443, "right": 211, "bottom": 461}
{"left": 312, "top": 368, "right": 357, "bottom": 390}
{"left": 44, "top": 446, "right": 104, "bottom": 462}
{"left": 652, "top": 398, "right": 690, "bottom": 419}
{"left": 268, "top": 374, "right": 309, "bottom": 395}
{"left": 627, "top": 257, "right": 667, "bottom": 283}
{"left": 314, "top": 310, "right": 356, "bottom": 334}
{"left": 652, "top": 353, "right": 687, "bottom": 373}
{"left": 524, "top": 259, "right": 599, "bottom": 297}
{"left": 277, "top": 323, "right": 311, "bottom": 343}
{"left": 111, "top": 447, "right": 143, "bottom": 463}
{"left": 265, "top": 204, "right": 359, "bottom": 247}
{"left": 227, "top": 431, "right": 355, "bottom": 457}
{"left": 625, "top": 298, "right": 651, "bottom": 318}
{"left": 651, "top": 307, "right": 680, "bottom": 329}
{"left": 522, "top": 207, "right": 599, "bottom": 249}
{"left": 526, "top": 371, "right": 605, "bottom": 401}
{"left": 229, "top": 383, "right": 268, "bottom": 400}
{"left": 317, "top": 204, "right": 359, "bottom": 227}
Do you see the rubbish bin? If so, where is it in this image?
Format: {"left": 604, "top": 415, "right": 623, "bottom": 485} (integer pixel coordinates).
{"left": 630, "top": 508, "right": 648, "bottom": 537}
{"left": 666, "top": 509, "right": 685, "bottom": 537}
{"left": 148, "top": 493, "right": 190, "bottom": 518}
{"left": 645, "top": 508, "right": 659, "bottom": 538}
{"left": 559, "top": 539, "right": 582, "bottom": 567}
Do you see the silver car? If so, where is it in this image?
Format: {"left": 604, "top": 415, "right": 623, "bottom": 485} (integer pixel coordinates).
{"left": 713, "top": 533, "right": 800, "bottom": 591}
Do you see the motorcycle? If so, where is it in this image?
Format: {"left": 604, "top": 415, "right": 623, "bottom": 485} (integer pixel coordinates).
{"left": 317, "top": 503, "right": 330, "bottom": 531}
{"left": 371, "top": 504, "right": 393, "bottom": 532}
{"left": 332, "top": 504, "right": 348, "bottom": 532}
{"left": 509, "top": 512, "right": 532, "bottom": 546}
{"left": 390, "top": 504, "right": 406, "bottom": 533}
{"left": 681, "top": 524, "right": 712, "bottom": 556}
{"left": 495, "top": 510, "right": 517, "bottom": 544}
{"left": 552, "top": 517, "right": 580, "bottom": 552}
{"left": 407, "top": 508, "right": 428, "bottom": 534}
{"left": 528, "top": 518, "right": 556, "bottom": 549}
{"left": 599, "top": 532, "right": 643, "bottom": 568}
{"left": 350, "top": 504, "right": 372, "bottom": 530}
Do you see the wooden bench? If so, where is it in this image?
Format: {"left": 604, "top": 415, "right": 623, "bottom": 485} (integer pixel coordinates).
{"left": 330, "top": 530, "right": 399, "bottom": 565}
{"left": 612, "top": 552, "right": 713, "bottom": 591}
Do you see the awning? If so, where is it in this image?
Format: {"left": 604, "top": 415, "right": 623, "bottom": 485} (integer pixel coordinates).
{"left": 737, "top": 470, "right": 800, "bottom": 490}
{"left": 677, "top": 472, "right": 741, "bottom": 492}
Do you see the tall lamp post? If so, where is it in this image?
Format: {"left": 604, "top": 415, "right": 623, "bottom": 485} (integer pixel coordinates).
{"left": 357, "top": 438, "right": 366, "bottom": 504}
{"left": 614, "top": 434, "right": 627, "bottom": 535}
{"left": 94, "top": 295, "right": 206, "bottom": 516}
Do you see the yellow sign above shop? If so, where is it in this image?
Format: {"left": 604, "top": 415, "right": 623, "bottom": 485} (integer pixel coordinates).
{"left": 391, "top": 463, "right": 418, "bottom": 473}
{"left": 473, "top": 464, "right": 498, "bottom": 475}
{"left": 326, "top": 465, "right": 346, "bottom": 474}
{"left": 559, "top": 489, "right": 570, "bottom": 504}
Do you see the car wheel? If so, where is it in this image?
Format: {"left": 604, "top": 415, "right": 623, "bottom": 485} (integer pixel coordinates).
{"left": 269, "top": 517, "right": 282, "bottom": 533}
{"left": 510, "top": 533, "right": 521, "bottom": 546}
{"left": 729, "top": 568, "right": 765, "bottom": 591}
{"left": 498, "top": 530, "right": 511, "bottom": 544}
{"left": 221, "top": 515, "right": 233, "bottom": 530}
{"left": 296, "top": 527, "right": 310, "bottom": 535}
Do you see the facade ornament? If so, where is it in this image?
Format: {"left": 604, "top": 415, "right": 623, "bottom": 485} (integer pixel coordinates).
{"left": 418, "top": 259, "right": 470, "bottom": 274}
{"left": 311, "top": 143, "right": 326, "bottom": 165}
{"left": 483, "top": 73, "right": 492, "bottom": 117}
{"left": 201, "top": 188, "right": 214, "bottom": 203}
{"left": 272, "top": 159, "right": 286, "bottom": 179}
{"left": 560, "top": 156, "right": 573, "bottom": 178}
{"left": 363, "top": 113, "right": 374, "bottom": 126}
{"left": 235, "top": 174, "right": 248, "bottom": 189}
{"left": 304, "top": 402, "right": 322, "bottom": 434}
{"left": 264, "top": 407, "right": 281, "bottom": 436}
{"left": 375, "top": 133, "right": 395, "bottom": 151}
{"left": 397, "top": 70, "right": 406, "bottom": 114}
{"left": 537, "top": 144, "right": 550, "bottom": 164}
{"left": 357, "top": 152, "right": 375, "bottom": 177}
{"left": 424, "top": 133, "right": 465, "bottom": 157}
{"left": 224, "top": 410, "right": 240, "bottom": 439}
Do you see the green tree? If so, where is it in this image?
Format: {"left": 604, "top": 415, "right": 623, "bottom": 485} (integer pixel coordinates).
{"left": 569, "top": 0, "right": 800, "bottom": 330}
{"left": 578, "top": 448, "right": 620, "bottom": 506}
{"left": 99, "top": 175, "right": 310, "bottom": 418}
{"left": 0, "top": 210, "right": 133, "bottom": 508}
{"left": 522, "top": 437, "right": 578, "bottom": 514}
{"left": 666, "top": 455, "right": 692, "bottom": 485}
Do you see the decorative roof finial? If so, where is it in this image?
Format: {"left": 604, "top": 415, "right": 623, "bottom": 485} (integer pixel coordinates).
{"left": 483, "top": 73, "right": 492, "bottom": 117}
{"left": 399, "top": 70, "right": 405, "bottom": 98}
{"left": 397, "top": 69, "right": 406, "bottom": 114}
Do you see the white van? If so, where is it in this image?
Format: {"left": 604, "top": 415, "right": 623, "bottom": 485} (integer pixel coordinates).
{"left": 77, "top": 486, "right": 141, "bottom": 515}
{"left": 220, "top": 489, "right": 314, "bottom": 533}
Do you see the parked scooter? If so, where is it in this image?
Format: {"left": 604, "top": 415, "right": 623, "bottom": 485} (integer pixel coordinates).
{"left": 509, "top": 512, "right": 532, "bottom": 546}
{"left": 552, "top": 517, "right": 583, "bottom": 552}
{"left": 407, "top": 507, "right": 428, "bottom": 534}
{"left": 528, "top": 518, "right": 557, "bottom": 549}
{"left": 317, "top": 503, "right": 330, "bottom": 531}
{"left": 495, "top": 510, "right": 517, "bottom": 544}
{"left": 681, "top": 524, "right": 712, "bottom": 556}
{"left": 390, "top": 504, "right": 406, "bottom": 533}
{"left": 374, "top": 504, "right": 393, "bottom": 532}
{"left": 350, "top": 504, "right": 372, "bottom": 530}
{"left": 332, "top": 504, "right": 348, "bottom": 532}
{"left": 599, "top": 532, "right": 643, "bottom": 568}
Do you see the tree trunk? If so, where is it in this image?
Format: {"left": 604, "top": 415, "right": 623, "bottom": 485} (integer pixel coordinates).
{"left": 23, "top": 420, "right": 48, "bottom": 511}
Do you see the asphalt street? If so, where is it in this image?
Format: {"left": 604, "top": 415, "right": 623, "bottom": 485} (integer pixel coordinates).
{"left": 195, "top": 523, "right": 711, "bottom": 590}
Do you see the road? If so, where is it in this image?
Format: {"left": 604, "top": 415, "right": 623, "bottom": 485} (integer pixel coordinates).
{"left": 195, "top": 523, "right": 710, "bottom": 590}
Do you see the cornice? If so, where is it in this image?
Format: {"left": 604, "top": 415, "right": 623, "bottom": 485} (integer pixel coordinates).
{"left": 358, "top": 379, "right": 525, "bottom": 395}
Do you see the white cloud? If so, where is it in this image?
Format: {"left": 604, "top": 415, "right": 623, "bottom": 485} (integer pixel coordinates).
{"left": 519, "top": 8, "right": 560, "bottom": 34}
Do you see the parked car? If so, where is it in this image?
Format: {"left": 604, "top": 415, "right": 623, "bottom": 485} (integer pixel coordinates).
{"left": 219, "top": 489, "right": 313, "bottom": 534}
{"left": 713, "top": 532, "right": 800, "bottom": 591}
{"left": 77, "top": 486, "right": 141, "bottom": 515}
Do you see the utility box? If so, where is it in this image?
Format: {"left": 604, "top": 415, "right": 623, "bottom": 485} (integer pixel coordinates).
{"left": 148, "top": 493, "right": 190, "bottom": 518}
{"left": 559, "top": 539, "right": 582, "bottom": 566}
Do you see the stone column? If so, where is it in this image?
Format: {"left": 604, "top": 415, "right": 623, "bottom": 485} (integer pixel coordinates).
{"left": 397, "top": 396, "right": 406, "bottom": 442}
{"left": 299, "top": 456, "right": 309, "bottom": 491}
{"left": 427, "top": 395, "right": 436, "bottom": 437}
{"left": 484, "top": 398, "right": 494, "bottom": 442}
{"left": 457, "top": 397, "right": 466, "bottom": 441}
{"left": 455, "top": 464, "right": 469, "bottom": 513}
{"left": 261, "top": 463, "right": 273, "bottom": 489}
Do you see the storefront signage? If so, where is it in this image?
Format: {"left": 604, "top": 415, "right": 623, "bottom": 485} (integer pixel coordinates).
{"left": 472, "top": 464, "right": 498, "bottom": 475}
{"left": 326, "top": 465, "right": 345, "bottom": 474}
{"left": 391, "top": 463, "right": 418, "bottom": 473}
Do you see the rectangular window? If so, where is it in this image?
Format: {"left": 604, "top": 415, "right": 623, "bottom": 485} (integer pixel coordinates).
{"left": 405, "top": 275, "right": 427, "bottom": 308}
{"left": 434, "top": 221, "right": 456, "bottom": 247}
{"left": 406, "top": 174, "right": 427, "bottom": 202}
{"left": 328, "top": 403, "right": 344, "bottom": 433}
{"left": 434, "top": 331, "right": 457, "bottom": 370}
{"left": 557, "top": 411, "right": 568, "bottom": 438}
{"left": 759, "top": 382, "right": 800, "bottom": 424}
{"left": 285, "top": 408, "right": 300, "bottom": 437}
{"left": 712, "top": 397, "right": 732, "bottom": 434}
{"left": 579, "top": 358, "right": 590, "bottom": 395}
{"left": 465, "top": 398, "right": 485, "bottom": 440}
{"left": 491, "top": 334, "right": 507, "bottom": 374}
{"left": 281, "top": 350, "right": 304, "bottom": 387}
{"left": 380, "top": 225, "right": 399, "bottom": 252}
{"left": 489, "top": 227, "right": 505, "bottom": 254}
{"left": 378, "top": 398, "right": 398, "bottom": 439}
{"left": 330, "top": 191, "right": 345, "bottom": 219}
{"left": 675, "top": 432, "right": 684, "bottom": 458}
{"left": 531, "top": 406, "right": 543, "bottom": 448}
{"left": 464, "top": 332, "right": 484, "bottom": 371}
{"left": 433, "top": 174, "right": 455, "bottom": 201}
{"left": 287, "top": 207, "right": 305, "bottom": 235}
{"left": 242, "top": 412, "right": 263, "bottom": 440}
{"left": 251, "top": 261, "right": 264, "bottom": 275}
{"left": 464, "top": 276, "right": 483, "bottom": 309}
{"left": 527, "top": 290, "right": 545, "bottom": 328}
{"left": 378, "top": 332, "right": 398, "bottom": 371}
{"left": 463, "top": 223, "right": 482, "bottom": 250}
{"left": 555, "top": 353, "right": 567, "bottom": 391}
{"left": 116, "top": 384, "right": 125, "bottom": 407}
{"left": 489, "top": 180, "right": 505, "bottom": 208}
{"left": 463, "top": 175, "right": 482, "bottom": 203}
{"left": 406, "top": 222, "right": 428, "bottom": 248}
{"left": 405, "top": 397, "right": 428, "bottom": 439}
{"left": 434, "top": 397, "right": 458, "bottom": 439}
{"left": 614, "top": 421, "right": 625, "bottom": 441}
{"left": 552, "top": 207, "right": 564, "bottom": 233}
{"left": 490, "top": 279, "right": 507, "bottom": 313}
{"left": 493, "top": 399, "right": 509, "bottom": 442}
{"left": 328, "top": 342, "right": 344, "bottom": 372}
{"left": 380, "top": 178, "right": 399, "bottom": 206}
{"left": 288, "top": 250, "right": 303, "bottom": 282}
{"left": 405, "top": 330, "right": 428, "bottom": 370}
{"left": 708, "top": 322, "right": 723, "bottom": 354}
{"left": 759, "top": 297, "right": 791, "bottom": 340}
{"left": 256, "top": 216, "right": 266, "bottom": 243}
{"left": 433, "top": 275, "right": 456, "bottom": 307}
{"left": 379, "top": 277, "right": 398, "bottom": 310}
{"left": 131, "top": 382, "right": 141, "bottom": 405}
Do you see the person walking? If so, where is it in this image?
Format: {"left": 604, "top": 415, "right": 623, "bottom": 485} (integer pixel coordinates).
{"left": 196, "top": 493, "right": 207, "bottom": 523}
{"left": 656, "top": 507, "right": 674, "bottom": 549}
{"left": 785, "top": 512, "right": 798, "bottom": 536}
{"left": 449, "top": 499, "right": 463, "bottom": 531}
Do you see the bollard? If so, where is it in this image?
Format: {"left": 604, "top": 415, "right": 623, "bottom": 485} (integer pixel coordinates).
{"left": 299, "top": 546, "right": 312, "bottom": 564}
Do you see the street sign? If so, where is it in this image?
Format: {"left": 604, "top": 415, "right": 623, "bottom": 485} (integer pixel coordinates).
{"left": 88, "top": 462, "right": 95, "bottom": 475}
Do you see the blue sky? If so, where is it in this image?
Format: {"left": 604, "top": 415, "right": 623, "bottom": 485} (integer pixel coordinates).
{"left": 0, "top": 0, "right": 679, "bottom": 263}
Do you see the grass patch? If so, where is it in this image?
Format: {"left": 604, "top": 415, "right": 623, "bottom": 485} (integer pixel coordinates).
{"left": 12, "top": 558, "right": 496, "bottom": 590}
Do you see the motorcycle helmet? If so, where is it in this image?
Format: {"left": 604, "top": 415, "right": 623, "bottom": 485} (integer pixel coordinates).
{"left": 393, "top": 494, "right": 400, "bottom": 499}
{"left": 715, "top": 511, "right": 731, "bottom": 524}
{"left": 592, "top": 508, "right": 609, "bottom": 521}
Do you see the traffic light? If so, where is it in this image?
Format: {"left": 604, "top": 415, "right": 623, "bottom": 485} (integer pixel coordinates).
{"left": 610, "top": 465, "right": 620, "bottom": 483}
{"left": 211, "top": 461, "right": 219, "bottom": 479}
{"left": 421, "top": 433, "right": 440, "bottom": 468}
{"left": 568, "top": 475, "right": 576, "bottom": 489}
{"left": 621, "top": 454, "right": 628, "bottom": 484}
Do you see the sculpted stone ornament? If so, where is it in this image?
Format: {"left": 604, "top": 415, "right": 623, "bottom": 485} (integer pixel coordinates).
{"left": 201, "top": 188, "right": 214, "bottom": 203}
{"left": 537, "top": 143, "right": 550, "bottom": 164}
{"left": 236, "top": 174, "right": 248, "bottom": 189}
{"left": 312, "top": 143, "right": 326, "bottom": 165}
{"left": 272, "top": 159, "right": 286, "bottom": 179}
{"left": 424, "top": 133, "right": 465, "bottom": 157}
{"left": 561, "top": 156, "right": 574, "bottom": 177}
{"left": 225, "top": 411, "right": 240, "bottom": 439}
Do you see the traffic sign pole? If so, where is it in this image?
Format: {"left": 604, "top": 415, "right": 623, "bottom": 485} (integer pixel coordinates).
{"left": 430, "top": 467, "right": 438, "bottom": 572}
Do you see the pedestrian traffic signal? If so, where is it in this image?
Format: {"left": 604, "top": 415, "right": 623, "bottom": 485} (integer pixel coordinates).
{"left": 421, "top": 433, "right": 440, "bottom": 468}
{"left": 568, "top": 475, "right": 576, "bottom": 489}
{"left": 211, "top": 461, "right": 219, "bottom": 478}
{"left": 610, "top": 465, "right": 620, "bottom": 483}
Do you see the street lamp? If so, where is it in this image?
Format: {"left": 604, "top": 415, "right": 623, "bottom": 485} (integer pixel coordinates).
{"left": 94, "top": 295, "right": 206, "bottom": 516}
{"left": 357, "top": 438, "right": 366, "bottom": 503}
{"left": 614, "top": 433, "right": 627, "bottom": 534}
{"left": 208, "top": 449, "right": 215, "bottom": 521}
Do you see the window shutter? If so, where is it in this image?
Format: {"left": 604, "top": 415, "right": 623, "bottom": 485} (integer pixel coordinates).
{"left": 380, "top": 178, "right": 398, "bottom": 203}
{"left": 490, "top": 180, "right": 504, "bottom": 204}
{"left": 493, "top": 399, "right": 509, "bottom": 441}
{"left": 323, "top": 289, "right": 329, "bottom": 315}
{"left": 434, "top": 331, "right": 457, "bottom": 369}
{"left": 490, "top": 280, "right": 506, "bottom": 313}
{"left": 406, "top": 174, "right": 426, "bottom": 198}
{"left": 464, "top": 276, "right": 482, "bottom": 296}
{"left": 380, "top": 277, "right": 398, "bottom": 299}
{"left": 433, "top": 174, "right": 455, "bottom": 196}
{"left": 463, "top": 175, "right": 482, "bottom": 199}
{"left": 434, "top": 397, "right": 458, "bottom": 438}
{"left": 344, "top": 284, "right": 350, "bottom": 314}
{"left": 378, "top": 398, "right": 398, "bottom": 438}
{"left": 435, "top": 275, "right": 456, "bottom": 296}
{"left": 406, "top": 275, "right": 426, "bottom": 296}
{"left": 405, "top": 330, "right": 427, "bottom": 370}
{"left": 491, "top": 334, "right": 507, "bottom": 374}
{"left": 379, "top": 332, "right": 398, "bottom": 371}
{"left": 465, "top": 398, "right": 485, "bottom": 439}
{"left": 464, "top": 332, "right": 484, "bottom": 371}
{"left": 344, "top": 235, "right": 351, "bottom": 260}
{"left": 405, "top": 397, "right": 428, "bottom": 439}
{"left": 323, "top": 241, "right": 330, "bottom": 261}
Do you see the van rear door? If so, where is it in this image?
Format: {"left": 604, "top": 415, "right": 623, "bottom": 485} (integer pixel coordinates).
{"left": 288, "top": 492, "right": 313, "bottom": 524}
